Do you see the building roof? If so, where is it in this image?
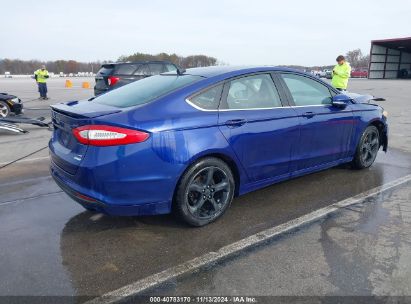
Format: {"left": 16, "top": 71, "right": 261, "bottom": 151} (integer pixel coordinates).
{"left": 372, "top": 37, "right": 411, "bottom": 53}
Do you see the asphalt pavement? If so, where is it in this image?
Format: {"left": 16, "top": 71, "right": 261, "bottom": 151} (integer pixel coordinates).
{"left": 148, "top": 181, "right": 411, "bottom": 300}
{"left": 0, "top": 77, "right": 411, "bottom": 303}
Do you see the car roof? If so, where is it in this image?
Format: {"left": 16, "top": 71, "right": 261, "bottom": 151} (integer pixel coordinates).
{"left": 103, "top": 61, "right": 174, "bottom": 66}
{"left": 183, "top": 66, "right": 301, "bottom": 78}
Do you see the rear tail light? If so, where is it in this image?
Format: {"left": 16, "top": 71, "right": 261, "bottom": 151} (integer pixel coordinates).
{"left": 107, "top": 76, "right": 120, "bottom": 86}
{"left": 72, "top": 125, "right": 149, "bottom": 146}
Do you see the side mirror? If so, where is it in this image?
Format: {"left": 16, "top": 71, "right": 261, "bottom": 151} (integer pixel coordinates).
{"left": 332, "top": 94, "right": 351, "bottom": 107}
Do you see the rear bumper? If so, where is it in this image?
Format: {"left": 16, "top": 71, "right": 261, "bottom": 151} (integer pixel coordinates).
{"left": 50, "top": 161, "right": 172, "bottom": 216}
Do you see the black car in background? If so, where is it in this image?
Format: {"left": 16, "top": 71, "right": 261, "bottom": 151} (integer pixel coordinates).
{"left": 0, "top": 93, "right": 23, "bottom": 118}
{"left": 94, "top": 61, "right": 178, "bottom": 96}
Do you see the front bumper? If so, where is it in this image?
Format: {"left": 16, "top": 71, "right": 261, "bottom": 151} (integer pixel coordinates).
{"left": 382, "top": 124, "right": 388, "bottom": 152}
{"left": 11, "top": 102, "right": 23, "bottom": 115}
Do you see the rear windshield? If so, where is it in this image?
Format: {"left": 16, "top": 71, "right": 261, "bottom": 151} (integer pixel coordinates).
{"left": 94, "top": 74, "right": 203, "bottom": 108}
{"left": 97, "top": 65, "right": 115, "bottom": 75}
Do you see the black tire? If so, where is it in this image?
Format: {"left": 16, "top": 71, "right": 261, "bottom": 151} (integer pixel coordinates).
{"left": 174, "top": 157, "right": 235, "bottom": 226}
{"left": 352, "top": 125, "right": 380, "bottom": 169}
{"left": 0, "top": 101, "right": 11, "bottom": 118}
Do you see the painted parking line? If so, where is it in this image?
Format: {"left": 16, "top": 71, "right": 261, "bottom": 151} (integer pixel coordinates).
{"left": 0, "top": 190, "right": 63, "bottom": 206}
{"left": 0, "top": 155, "right": 49, "bottom": 167}
{"left": 85, "top": 173, "right": 411, "bottom": 304}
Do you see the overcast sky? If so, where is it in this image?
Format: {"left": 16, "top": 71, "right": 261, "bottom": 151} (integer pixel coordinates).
{"left": 1, "top": 0, "right": 410, "bottom": 66}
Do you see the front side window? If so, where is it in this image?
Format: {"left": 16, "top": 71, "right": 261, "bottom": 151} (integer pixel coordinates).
{"left": 280, "top": 73, "right": 332, "bottom": 106}
{"left": 94, "top": 75, "right": 203, "bottom": 108}
{"left": 188, "top": 84, "right": 223, "bottom": 110}
{"left": 224, "top": 74, "right": 281, "bottom": 110}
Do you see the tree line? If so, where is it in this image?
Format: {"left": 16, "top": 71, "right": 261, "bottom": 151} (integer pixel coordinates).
{"left": 118, "top": 52, "right": 219, "bottom": 68}
{"left": 0, "top": 59, "right": 105, "bottom": 75}
{"left": 0, "top": 52, "right": 220, "bottom": 75}
{"left": 0, "top": 49, "right": 369, "bottom": 75}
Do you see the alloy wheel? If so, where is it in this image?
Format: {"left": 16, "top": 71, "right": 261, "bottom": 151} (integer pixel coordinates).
{"left": 185, "top": 166, "right": 231, "bottom": 220}
{"left": 360, "top": 129, "right": 379, "bottom": 167}
{"left": 0, "top": 103, "right": 9, "bottom": 118}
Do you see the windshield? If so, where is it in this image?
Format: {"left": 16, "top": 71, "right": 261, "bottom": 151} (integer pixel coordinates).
{"left": 94, "top": 74, "right": 203, "bottom": 108}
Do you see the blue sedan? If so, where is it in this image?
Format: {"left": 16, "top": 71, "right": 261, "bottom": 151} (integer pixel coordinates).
{"left": 49, "top": 66, "right": 388, "bottom": 226}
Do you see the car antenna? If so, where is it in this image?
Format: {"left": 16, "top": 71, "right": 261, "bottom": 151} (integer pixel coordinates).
{"left": 176, "top": 67, "right": 186, "bottom": 75}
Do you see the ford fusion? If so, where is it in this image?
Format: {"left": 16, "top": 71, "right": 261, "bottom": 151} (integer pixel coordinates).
{"left": 49, "top": 66, "right": 388, "bottom": 226}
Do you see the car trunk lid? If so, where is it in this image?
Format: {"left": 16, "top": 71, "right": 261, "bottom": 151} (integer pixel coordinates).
{"left": 50, "top": 101, "right": 121, "bottom": 175}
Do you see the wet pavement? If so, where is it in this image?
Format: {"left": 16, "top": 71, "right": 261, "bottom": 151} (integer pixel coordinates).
{"left": 1, "top": 149, "right": 411, "bottom": 298}
{"left": 0, "top": 77, "right": 93, "bottom": 165}
{"left": 148, "top": 180, "right": 411, "bottom": 299}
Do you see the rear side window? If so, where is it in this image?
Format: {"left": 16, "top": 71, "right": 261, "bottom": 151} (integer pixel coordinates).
{"left": 94, "top": 75, "right": 203, "bottom": 108}
{"left": 97, "top": 65, "right": 114, "bottom": 75}
{"left": 224, "top": 74, "right": 282, "bottom": 109}
{"left": 134, "top": 64, "right": 150, "bottom": 76}
{"left": 148, "top": 63, "right": 165, "bottom": 75}
{"left": 115, "top": 64, "right": 140, "bottom": 75}
{"left": 188, "top": 84, "right": 223, "bottom": 110}
{"left": 280, "top": 73, "right": 332, "bottom": 106}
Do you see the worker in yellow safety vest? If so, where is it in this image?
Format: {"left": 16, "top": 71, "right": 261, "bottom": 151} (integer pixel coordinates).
{"left": 331, "top": 55, "right": 351, "bottom": 91}
{"left": 34, "top": 65, "right": 50, "bottom": 100}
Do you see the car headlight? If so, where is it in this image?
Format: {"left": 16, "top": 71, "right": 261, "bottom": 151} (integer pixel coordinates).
{"left": 11, "top": 97, "right": 20, "bottom": 103}
{"left": 382, "top": 110, "right": 388, "bottom": 118}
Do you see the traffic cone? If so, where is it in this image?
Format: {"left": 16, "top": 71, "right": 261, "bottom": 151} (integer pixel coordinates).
{"left": 82, "top": 82, "right": 90, "bottom": 89}
{"left": 65, "top": 80, "right": 73, "bottom": 88}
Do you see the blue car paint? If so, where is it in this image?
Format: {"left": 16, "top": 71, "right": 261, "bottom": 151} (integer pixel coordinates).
{"left": 218, "top": 106, "right": 300, "bottom": 182}
{"left": 290, "top": 104, "right": 355, "bottom": 171}
{"left": 49, "top": 66, "right": 388, "bottom": 216}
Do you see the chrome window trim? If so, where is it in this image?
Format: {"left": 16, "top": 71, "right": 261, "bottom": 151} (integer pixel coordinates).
{"left": 185, "top": 98, "right": 218, "bottom": 112}
{"left": 185, "top": 98, "right": 334, "bottom": 111}
{"left": 185, "top": 98, "right": 287, "bottom": 112}
{"left": 290, "top": 104, "right": 331, "bottom": 108}
{"left": 219, "top": 106, "right": 286, "bottom": 112}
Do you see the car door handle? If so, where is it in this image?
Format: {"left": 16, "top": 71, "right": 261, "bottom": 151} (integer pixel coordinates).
{"left": 302, "top": 111, "right": 315, "bottom": 118}
{"left": 225, "top": 119, "right": 247, "bottom": 127}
